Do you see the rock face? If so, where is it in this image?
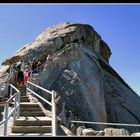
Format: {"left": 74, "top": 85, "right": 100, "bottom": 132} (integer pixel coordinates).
{"left": 82, "top": 128, "right": 95, "bottom": 136}
{"left": 1, "top": 22, "right": 140, "bottom": 133}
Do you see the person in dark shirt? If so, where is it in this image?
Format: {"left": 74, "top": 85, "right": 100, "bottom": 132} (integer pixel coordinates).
{"left": 31, "top": 59, "right": 38, "bottom": 73}
{"left": 16, "top": 60, "right": 24, "bottom": 86}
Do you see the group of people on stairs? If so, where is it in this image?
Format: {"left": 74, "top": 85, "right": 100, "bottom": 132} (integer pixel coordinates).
{"left": 12, "top": 54, "right": 53, "bottom": 87}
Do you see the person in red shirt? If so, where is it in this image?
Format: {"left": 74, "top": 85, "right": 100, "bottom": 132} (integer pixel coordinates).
{"left": 24, "top": 69, "right": 29, "bottom": 86}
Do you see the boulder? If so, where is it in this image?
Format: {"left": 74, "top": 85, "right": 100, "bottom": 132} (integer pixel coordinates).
{"left": 59, "top": 125, "right": 74, "bottom": 136}
{"left": 131, "top": 133, "right": 140, "bottom": 136}
{"left": 70, "top": 123, "right": 77, "bottom": 134}
{"left": 104, "top": 128, "right": 130, "bottom": 136}
{"left": 82, "top": 128, "right": 95, "bottom": 136}
{"left": 76, "top": 125, "right": 86, "bottom": 136}
{"left": 94, "top": 130, "right": 105, "bottom": 136}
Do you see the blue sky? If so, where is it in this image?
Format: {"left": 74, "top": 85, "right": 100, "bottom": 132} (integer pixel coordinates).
{"left": 0, "top": 4, "right": 139, "bottom": 96}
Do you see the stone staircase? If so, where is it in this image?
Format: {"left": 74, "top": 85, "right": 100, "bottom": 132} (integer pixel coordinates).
{"left": 18, "top": 85, "right": 30, "bottom": 102}
{"left": 9, "top": 85, "right": 52, "bottom": 136}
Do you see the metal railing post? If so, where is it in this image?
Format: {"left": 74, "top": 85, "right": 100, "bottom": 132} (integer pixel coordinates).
{"left": 26, "top": 81, "right": 57, "bottom": 136}
{"left": 10, "top": 85, "right": 12, "bottom": 97}
{"left": 0, "top": 72, "right": 21, "bottom": 136}
{"left": 3, "top": 104, "right": 8, "bottom": 136}
{"left": 26, "top": 83, "right": 28, "bottom": 97}
{"left": 17, "top": 92, "right": 20, "bottom": 118}
{"left": 13, "top": 95, "right": 17, "bottom": 122}
{"left": 52, "top": 90, "right": 57, "bottom": 136}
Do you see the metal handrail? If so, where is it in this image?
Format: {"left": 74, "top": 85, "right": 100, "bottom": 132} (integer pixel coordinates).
{"left": 70, "top": 120, "right": 140, "bottom": 127}
{"left": 27, "top": 81, "right": 52, "bottom": 95}
{"left": 27, "top": 80, "right": 57, "bottom": 136}
{"left": 27, "top": 88, "right": 52, "bottom": 106}
{"left": 0, "top": 84, "right": 20, "bottom": 136}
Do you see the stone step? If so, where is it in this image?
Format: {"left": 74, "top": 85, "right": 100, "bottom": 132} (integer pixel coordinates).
{"left": 20, "top": 95, "right": 28, "bottom": 98}
{"left": 20, "top": 96, "right": 30, "bottom": 102}
{"left": 20, "top": 107, "right": 41, "bottom": 111}
{"left": 20, "top": 93, "right": 26, "bottom": 96}
{"left": 14, "top": 117, "right": 52, "bottom": 126}
{"left": 12, "top": 126, "right": 52, "bottom": 133}
{"left": 19, "top": 88, "right": 26, "bottom": 90}
{"left": 18, "top": 90, "right": 26, "bottom": 92}
{"left": 20, "top": 103, "right": 40, "bottom": 108}
{"left": 20, "top": 111, "right": 45, "bottom": 117}
{"left": 20, "top": 99, "right": 30, "bottom": 102}
{"left": 20, "top": 91, "right": 26, "bottom": 94}
{"left": 20, "top": 96, "right": 29, "bottom": 99}
{"left": 18, "top": 87, "right": 26, "bottom": 90}
{"left": 18, "top": 87, "right": 26, "bottom": 93}
{"left": 18, "top": 85, "right": 26, "bottom": 89}
{"left": 8, "top": 133, "right": 52, "bottom": 136}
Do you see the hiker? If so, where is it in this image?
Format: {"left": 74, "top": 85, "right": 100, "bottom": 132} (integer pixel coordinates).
{"left": 31, "top": 59, "right": 38, "bottom": 73}
{"left": 16, "top": 60, "right": 24, "bottom": 86}
{"left": 27, "top": 62, "right": 32, "bottom": 77}
{"left": 36, "top": 61, "right": 42, "bottom": 72}
{"left": 37, "top": 61, "right": 41, "bottom": 67}
{"left": 24, "top": 69, "right": 29, "bottom": 86}
{"left": 47, "top": 54, "right": 53, "bottom": 62}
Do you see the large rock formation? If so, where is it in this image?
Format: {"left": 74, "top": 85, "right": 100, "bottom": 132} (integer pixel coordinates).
{"left": 1, "top": 22, "right": 140, "bottom": 133}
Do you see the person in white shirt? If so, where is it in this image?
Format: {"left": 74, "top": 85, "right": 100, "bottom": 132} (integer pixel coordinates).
{"left": 16, "top": 60, "right": 24, "bottom": 86}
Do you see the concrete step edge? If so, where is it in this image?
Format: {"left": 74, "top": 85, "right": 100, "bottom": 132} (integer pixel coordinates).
{"left": 16, "top": 116, "right": 52, "bottom": 121}
{"left": 12, "top": 126, "right": 52, "bottom": 133}
{"left": 8, "top": 133, "right": 52, "bottom": 136}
